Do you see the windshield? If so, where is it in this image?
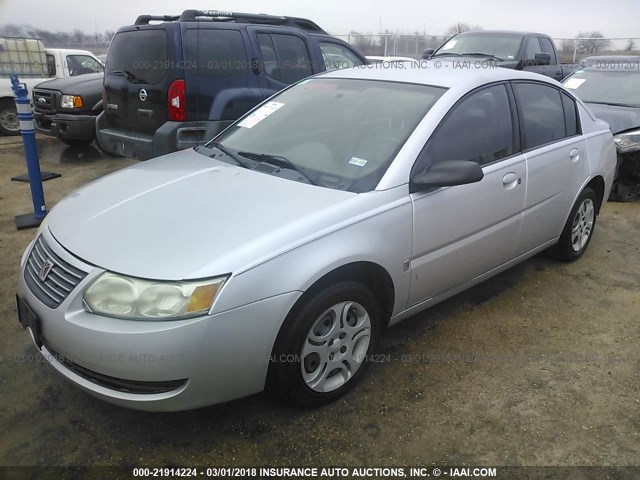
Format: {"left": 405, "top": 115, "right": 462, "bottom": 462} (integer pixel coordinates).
{"left": 563, "top": 70, "right": 640, "bottom": 108}
{"left": 205, "top": 78, "right": 446, "bottom": 193}
{"left": 435, "top": 34, "right": 524, "bottom": 61}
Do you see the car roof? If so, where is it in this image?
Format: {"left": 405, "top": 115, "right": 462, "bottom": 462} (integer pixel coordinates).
{"left": 320, "top": 59, "right": 562, "bottom": 91}
{"left": 456, "top": 29, "right": 549, "bottom": 38}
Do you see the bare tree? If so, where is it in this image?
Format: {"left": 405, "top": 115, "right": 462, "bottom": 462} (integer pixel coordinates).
{"left": 625, "top": 39, "right": 636, "bottom": 51}
{"left": 446, "top": 23, "right": 472, "bottom": 36}
{"left": 348, "top": 31, "right": 382, "bottom": 56}
{"left": 575, "top": 31, "right": 611, "bottom": 54}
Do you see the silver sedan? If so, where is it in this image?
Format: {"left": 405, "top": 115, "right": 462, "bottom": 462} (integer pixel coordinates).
{"left": 17, "top": 62, "right": 617, "bottom": 411}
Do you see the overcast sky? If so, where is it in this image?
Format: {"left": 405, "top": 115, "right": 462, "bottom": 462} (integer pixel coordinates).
{"left": 0, "top": 0, "right": 637, "bottom": 39}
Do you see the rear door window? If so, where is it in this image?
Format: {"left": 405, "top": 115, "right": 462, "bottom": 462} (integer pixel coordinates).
{"left": 514, "top": 82, "right": 567, "bottom": 149}
{"left": 257, "top": 33, "right": 312, "bottom": 84}
{"left": 107, "top": 30, "right": 167, "bottom": 84}
{"left": 185, "top": 29, "right": 249, "bottom": 77}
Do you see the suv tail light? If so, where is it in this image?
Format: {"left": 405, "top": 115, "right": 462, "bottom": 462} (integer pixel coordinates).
{"left": 168, "top": 79, "right": 186, "bottom": 121}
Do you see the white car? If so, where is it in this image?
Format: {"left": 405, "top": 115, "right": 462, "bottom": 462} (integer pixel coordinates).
{"left": 17, "top": 62, "right": 616, "bottom": 411}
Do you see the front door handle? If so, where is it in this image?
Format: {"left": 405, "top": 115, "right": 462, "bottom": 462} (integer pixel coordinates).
{"left": 570, "top": 148, "right": 580, "bottom": 162}
{"left": 502, "top": 172, "right": 520, "bottom": 190}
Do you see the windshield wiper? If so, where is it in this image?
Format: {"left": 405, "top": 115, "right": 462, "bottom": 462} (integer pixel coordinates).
{"left": 203, "top": 142, "right": 255, "bottom": 169}
{"left": 460, "top": 52, "right": 504, "bottom": 61}
{"left": 431, "top": 52, "right": 462, "bottom": 57}
{"left": 585, "top": 101, "right": 639, "bottom": 108}
{"left": 238, "top": 151, "right": 316, "bottom": 185}
{"left": 111, "top": 69, "right": 138, "bottom": 80}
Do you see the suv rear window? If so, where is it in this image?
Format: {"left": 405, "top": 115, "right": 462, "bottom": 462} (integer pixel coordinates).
{"left": 107, "top": 30, "right": 167, "bottom": 84}
{"left": 185, "top": 29, "right": 249, "bottom": 77}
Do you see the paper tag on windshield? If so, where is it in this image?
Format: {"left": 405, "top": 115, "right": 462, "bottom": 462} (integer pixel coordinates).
{"left": 238, "top": 101, "right": 284, "bottom": 128}
{"left": 564, "top": 78, "right": 586, "bottom": 89}
{"left": 349, "top": 157, "right": 368, "bottom": 167}
{"left": 441, "top": 39, "right": 457, "bottom": 51}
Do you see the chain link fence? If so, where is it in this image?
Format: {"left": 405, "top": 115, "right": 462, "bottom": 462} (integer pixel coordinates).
{"left": 335, "top": 34, "right": 640, "bottom": 62}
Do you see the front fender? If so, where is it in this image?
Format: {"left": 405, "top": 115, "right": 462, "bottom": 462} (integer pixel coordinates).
{"left": 212, "top": 188, "right": 414, "bottom": 317}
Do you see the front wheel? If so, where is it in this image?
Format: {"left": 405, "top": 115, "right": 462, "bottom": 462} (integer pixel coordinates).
{"left": 548, "top": 187, "right": 597, "bottom": 261}
{"left": 269, "top": 281, "right": 382, "bottom": 407}
{"left": 0, "top": 100, "right": 20, "bottom": 135}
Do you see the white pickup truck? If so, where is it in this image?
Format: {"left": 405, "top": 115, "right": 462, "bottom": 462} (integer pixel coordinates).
{"left": 0, "top": 37, "right": 103, "bottom": 135}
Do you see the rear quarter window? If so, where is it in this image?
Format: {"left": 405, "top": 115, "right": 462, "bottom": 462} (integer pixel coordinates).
{"left": 185, "top": 29, "right": 249, "bottom": 77}
{"left": 107, "top": 30, "right": 167, "bottom": 84}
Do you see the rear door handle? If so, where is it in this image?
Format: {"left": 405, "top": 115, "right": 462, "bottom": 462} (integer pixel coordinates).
{"left": 502, "top": 172, "right": 520, "bottom": 190}
{"left": 570, "top": 148, "right": 580, "bottom": 162}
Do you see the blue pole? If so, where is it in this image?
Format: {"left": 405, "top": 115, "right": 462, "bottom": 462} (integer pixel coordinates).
{"left": 11, "top": 74, "right": 47, "bottom": 221}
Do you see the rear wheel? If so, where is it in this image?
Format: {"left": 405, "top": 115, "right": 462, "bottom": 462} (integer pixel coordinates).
{"left": 548, "top": 187, "right": 597, "bottom": 261}
{"left": 270, "top": 281, "right": 381, "bottom": 407}
{"left": 0, "top": 100, "right": 20, "bottom": 136}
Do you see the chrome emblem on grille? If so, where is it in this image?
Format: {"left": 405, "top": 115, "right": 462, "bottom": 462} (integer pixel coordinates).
{"left": 38, "top": 260, "right": 54, "bottom": 282}
{"left": 37, "top": 97, "right": 46, "bottom": 103}
{"left": 139, "top": 89, "right": 148, "bottom": 102}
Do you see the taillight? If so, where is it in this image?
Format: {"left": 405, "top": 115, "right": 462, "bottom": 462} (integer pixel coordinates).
{"left": 168, "top": 79, "right": 186, "bottom": 121}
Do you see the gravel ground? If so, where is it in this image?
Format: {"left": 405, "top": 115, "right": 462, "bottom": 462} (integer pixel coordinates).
{"left": 0, "top": 135, "right": 638, "bottom": 468}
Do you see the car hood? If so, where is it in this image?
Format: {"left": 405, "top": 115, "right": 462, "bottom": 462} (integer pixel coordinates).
{"left": 35, "top": 73, "right": 103, "bottom": 95}
{"left": 586, "top": 103, "right": 640, "bottom": 134}
{"left": 46, "top": 148, "right": 356, "bottom": 280}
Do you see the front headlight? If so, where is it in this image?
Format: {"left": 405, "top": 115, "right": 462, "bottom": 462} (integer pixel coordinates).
{"left": 60, "top": 94, "right": 84, "bottom": 109}
{"left": 614, "top": 129, "right": 640, "bottom": 153}
{"left": 83, "top": 273, "right": 227, "bottom": 320}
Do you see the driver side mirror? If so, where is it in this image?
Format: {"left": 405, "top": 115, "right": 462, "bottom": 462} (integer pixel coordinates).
{"left": 422, "top": 49, "right": 435, "bottom": 59}
{"left": 411, "top": 160, "right": 484, "bottom": 191}
{"left": 533, "top": 53, "right": 551, "bottom": 65}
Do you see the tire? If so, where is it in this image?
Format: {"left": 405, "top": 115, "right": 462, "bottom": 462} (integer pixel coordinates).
{"left": 548, "top": 187, "right": 597, "bottom": 262}
{"left": 0, "top": 100, "right": 20, "bottom": 136}
{"left": 61, "top": 138, "right": 93, "bottom": 146}
{"left": 269, "top": 281, "right": 382, "bottom": 407}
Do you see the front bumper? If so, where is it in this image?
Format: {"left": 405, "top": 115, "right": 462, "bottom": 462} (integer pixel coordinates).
{"left": 96, "top": 112, "right": 232, "bottom": 160}
{"left": 16, "top": 229, "right": 301, "bottom": 411}
{"left": 33, "top": 111, "right": 96, "bottom": 141}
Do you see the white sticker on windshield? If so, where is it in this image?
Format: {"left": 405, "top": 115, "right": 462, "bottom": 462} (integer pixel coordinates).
{"left": 238, "top": 101, "right": 285, "bottom": 128}
{"left": 349, "top": 157, "right": 368, "bottom": 167}
{"left": 441, "top": 39, "right": 457, "bottom": 51}
{"left": 564, "top": 78, "right": 586, "bottom": 89}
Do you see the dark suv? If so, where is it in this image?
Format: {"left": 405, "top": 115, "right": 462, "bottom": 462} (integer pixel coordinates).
{"left": 96, "top": 9, "right": 366, "bottom": 160}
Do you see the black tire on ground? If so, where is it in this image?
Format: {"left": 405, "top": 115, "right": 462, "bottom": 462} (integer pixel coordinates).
{"left": 269, "top": 281, "right": 382, "bottom": 408}
{"left": 548, "top": 186, "right": 598, "bottom": 262}
{"left": 61, "top": 138, "right": 94, "bottom": 146}
{"left": 0, "top": 100, "right": 20, "bottom": 136}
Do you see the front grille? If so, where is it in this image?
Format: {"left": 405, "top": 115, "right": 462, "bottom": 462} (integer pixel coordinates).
{"left": 24, "top": 235, "right": 88, "bottom": 308}
{"left": 46, "top": 345, "right": 187, "bottom": 395}
{"left": 33, "top": 89, "right": 57, "bottom": 113}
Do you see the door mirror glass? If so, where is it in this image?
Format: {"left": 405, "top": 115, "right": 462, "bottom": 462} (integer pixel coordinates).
{"left": 533, "top": 53, "right": 551, "bottom": 65}
{"left": 422, "top": 49, "right": 434, "bottom": 59}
